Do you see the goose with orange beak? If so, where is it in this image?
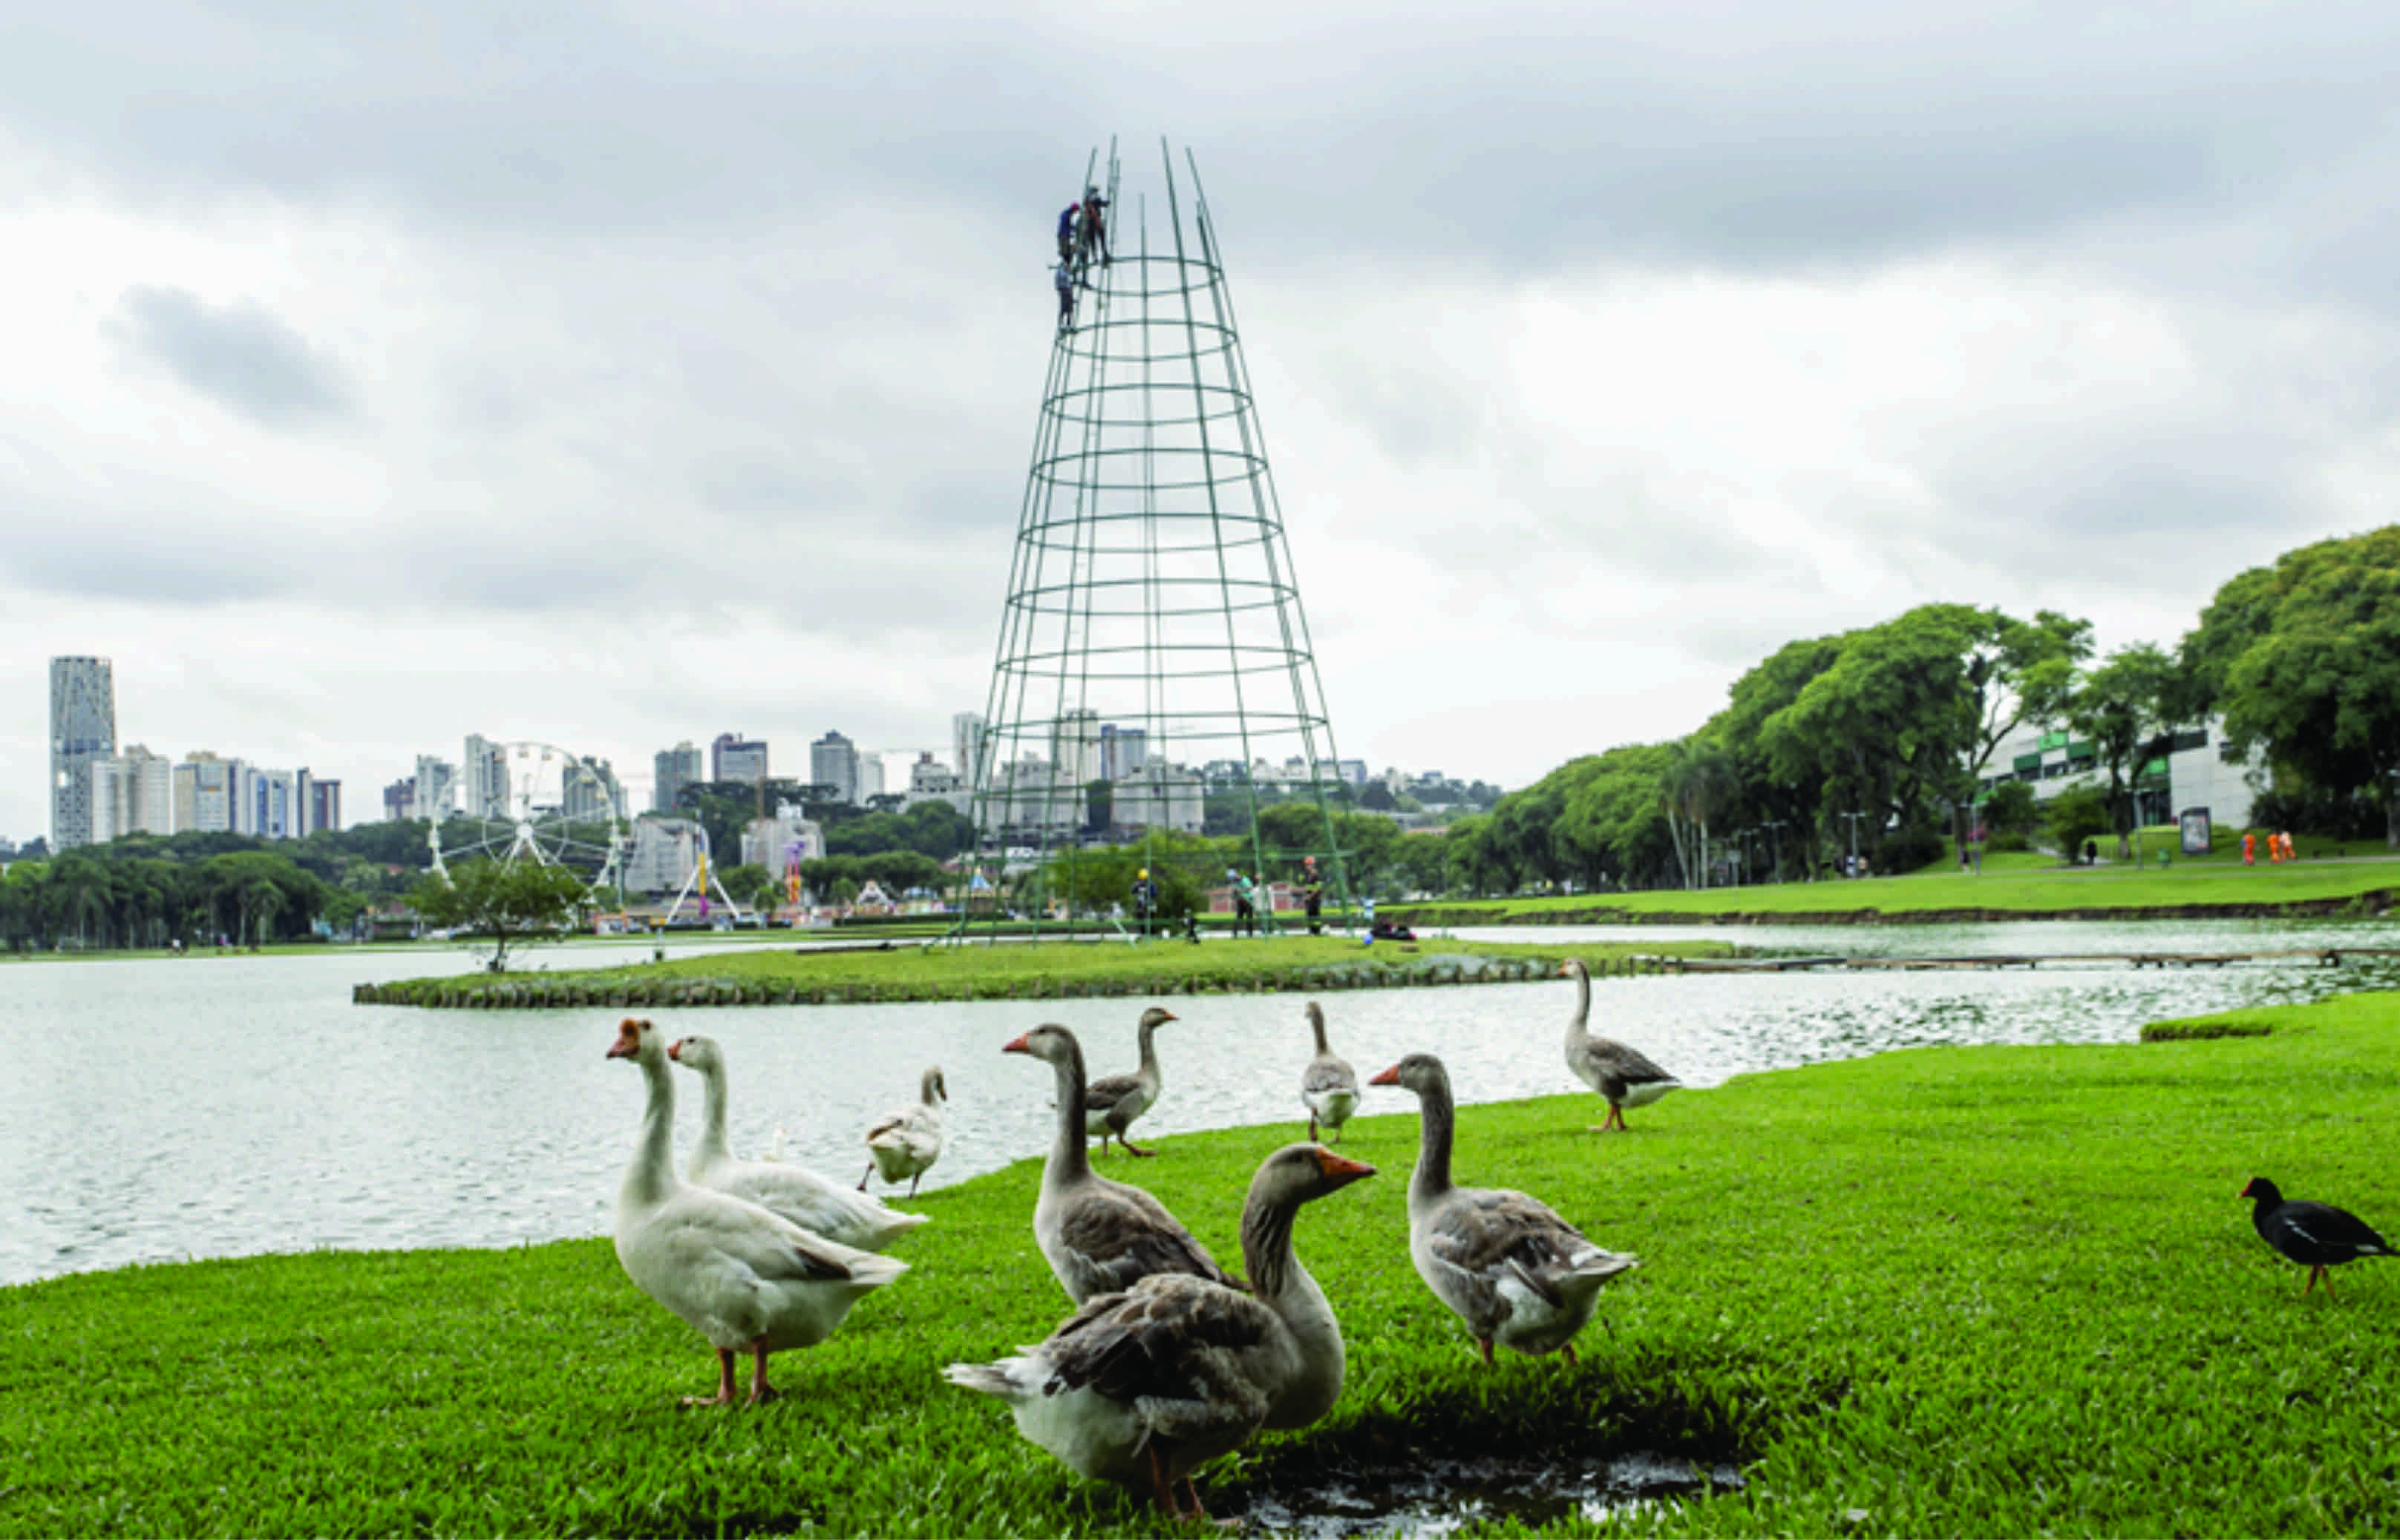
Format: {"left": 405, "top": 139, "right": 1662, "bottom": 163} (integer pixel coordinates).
{"left": 948, "top": 1144, "right": 1373, "bottom": 1520}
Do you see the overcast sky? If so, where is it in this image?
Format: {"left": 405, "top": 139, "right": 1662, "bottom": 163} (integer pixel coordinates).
{"left": 7, "top": 2, "right": 2396, "bottom": 840}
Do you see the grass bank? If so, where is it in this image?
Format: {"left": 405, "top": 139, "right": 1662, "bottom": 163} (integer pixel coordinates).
{"left": 9, "top": 992, "right": 2400, "bottom": 1534}
{"left": 353, "top": 937, "right": 1733, "bottom": 1009}
{"left": 1393, "top": 854, "right": 2400, "bottom": 926}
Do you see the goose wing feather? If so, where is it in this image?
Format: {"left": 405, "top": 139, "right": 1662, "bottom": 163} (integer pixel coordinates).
{"left": 1302, "top": 1055, "right": 1358, "bottom": 1097}
{"left": 1059, "top": 1183, "right": 1242, "bottom": 1296}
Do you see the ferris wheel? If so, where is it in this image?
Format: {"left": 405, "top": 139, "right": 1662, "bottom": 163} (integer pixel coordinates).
{"left": 427, "top": 740, "right": 628, "bottom": 902}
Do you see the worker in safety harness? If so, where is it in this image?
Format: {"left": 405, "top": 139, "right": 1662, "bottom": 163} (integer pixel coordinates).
{"left": 1056, "top": 201, "right": 1080, "bottom": 264}
{"left": 1077, "top": 185, "right": 1110, "bottom": 266}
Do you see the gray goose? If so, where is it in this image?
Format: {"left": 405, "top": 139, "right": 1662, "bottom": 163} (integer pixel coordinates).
{"left": 1370, "top": 1052, "right": 1637, "bottom": 1363}
{"left": 1085, "top": 1006, "right": 1174, "bottom": 1156}
{"left": 1005, "top": 1023, "right": 1241, "bottom": 1305}
{"left": 946, "top": 1142, "right": 1374, "bottom": 1520}
{"left": 1560, "top": 957, "right": 1681, "bottom": 1131}
{"left": 1299, "top": 1001, "right": 1361, "bottom": 1144}
{"left": 860, "top": 1066, "right": 946, "bottom": 1197}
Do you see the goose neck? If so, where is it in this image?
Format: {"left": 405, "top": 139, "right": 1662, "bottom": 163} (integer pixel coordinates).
{"left": 1564, "top": 965, "right": 1592, "bottom": 1052}
{"left": 1410, "top": 1081, "right": 1456, "bottom": 1205}
{"left": 1047, "top": 1044, "right": 1092, "bottom": 1185}
{"left": 1309, "top": 1011, "right": 1330, "bottom": 1057}
{"left": 1137, "top": 1019, "right": 1162, "bottom": 1077}
{"left": 1241, "top": 1185, "right": 1344, "bottom": 1426}
{"left": 623, "top": 1052, "right": 681, "bottom": 1212}
{"left": 691, "top": 1059, "right": 732, "bottom": 1168}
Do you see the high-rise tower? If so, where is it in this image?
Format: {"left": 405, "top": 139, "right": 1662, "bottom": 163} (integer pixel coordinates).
{"left": 49, "top": 656, "right": 117, "bottom": 850}
{"left": 966, "top": 142, "right": 1352, "bottom": 930}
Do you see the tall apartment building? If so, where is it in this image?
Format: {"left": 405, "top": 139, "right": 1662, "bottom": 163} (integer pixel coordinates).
{"left": 1099, "top": 724, "right": 1148, "bottom": 781}
{"left": 952, "top": 712, "right": 988, "bottom": 787}
{"left": 309, "top": 779, "right": 342, "bottom": 833}
{"left": 48, "top": 656, "right": 117, "bottom": 849}
{"left": 382, "top": 777, "right": 416, "bottom": 821}
{"left": 1050, "top": 709, "right": 1102, "bottom": 786}
{"left": 858, "top": 753, "right": 886, "bottom": 801}
{"left": 811, "top": 730, "right": 860, "bottom": 804}
{"left": 653, "top": 741, "right": 704, "bottom": 813}
{"left": 92, "top": 745, "right": 174, "bottom": 839}
{"left": 174, "top": 753, "right": 243, "bottom": 833}
{"left": 711, "top": 733, "right": 769, "bottom": 785}
{"left": 565, "top": 756, "right": 622, "bottom": 822}
{"left": 413, "top": 756, "right": 457, "bottom": 822}
{"left": 462, "top": 734, "right": 507, "bottom": 819}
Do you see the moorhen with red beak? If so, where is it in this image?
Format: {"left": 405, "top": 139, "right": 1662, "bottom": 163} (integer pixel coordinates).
{"left": 2241, "top": 1176, "right": 2391, "bottom": 1296}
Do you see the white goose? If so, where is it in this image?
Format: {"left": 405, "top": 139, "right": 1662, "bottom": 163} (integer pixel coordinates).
{"left": 667, "top": 1034, "right": 929, "bottom": 1253}
{"left": 606, "top": 1018, "right": 906, "bottom": 1406}
{"left": 860, "top": 1066, "right": 946, "bottom": 1197}
{"left": 1370, "top": 1052, "right": 1637, "bottom": 1364}
{"left": 1007, "top": 1023, "right": 1240, "bottom": 1305}
{"left": 1299, "top": 1000, "right": 1360, "bottom": 1144}
{"left": 946, "top": 1142, "right": 1374, "bottom": 1520}
{"left": 1085, "top": 1007, "right": 1175, "bottom": 1157}
{"left": 1560, "top": 957, "right": 1682, "bottom": 1131}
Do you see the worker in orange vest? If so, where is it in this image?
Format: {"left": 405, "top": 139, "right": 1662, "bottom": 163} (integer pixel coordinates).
{"left": 2243, "top": 831, "right": 2256, "bottom": 865}
{"left": 2280, "top": 831, "right": 2296, "bottom": 862}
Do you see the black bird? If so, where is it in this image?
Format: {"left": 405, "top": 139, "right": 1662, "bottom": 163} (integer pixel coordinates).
{"left": 2241, "top": 1177, "right": 2393, "bottom": 1297}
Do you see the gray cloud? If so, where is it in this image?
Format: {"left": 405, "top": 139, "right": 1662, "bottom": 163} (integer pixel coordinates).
{"left": 111, "top": 287, "right": 353, "bottom": 425}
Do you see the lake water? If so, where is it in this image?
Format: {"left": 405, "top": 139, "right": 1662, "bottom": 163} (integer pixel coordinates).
{"left": 5, "top": 919, "right": 2394, "bottom": 1287}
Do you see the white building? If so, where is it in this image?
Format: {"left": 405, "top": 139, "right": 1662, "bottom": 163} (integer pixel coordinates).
{"left": 624, "top": 817, "right": 704, "bottom": 894}
{"left": 462, "top": 735, "right": 506, "bottom": 819}
{"left": 92, "top": 745, "right": 174, "bottom": 839}
{"left": 414, "top": 756, "right": 457, "bottom": 822}
{"left": 1981, "top": 718, "right": 2258, "bottom": 830}
{"left": 1114, "top": 763, "right": 1206, "bottom": 834}
{"left": 741, "top": 805, "right": 825, "bottom": 873}
{"left": 952, "top": 712, "right": 989, "bottom": 786}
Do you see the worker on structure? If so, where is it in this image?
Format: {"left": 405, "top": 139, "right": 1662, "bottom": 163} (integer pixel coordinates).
{"left": 2243, "top": 830, "right": 2256, "bottom": 865}
{"left": 1056, "top": 201, "right": 1080, "bottom": 265}
{"left": 1078, "top": 185, "right": 1110, "bottom": 266}
{"left": 1055, "top": 263, "right": 1076, "bottom": 331}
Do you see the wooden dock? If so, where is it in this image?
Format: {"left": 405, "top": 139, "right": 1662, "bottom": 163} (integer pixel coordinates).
{"left": 1649, "top": 946, "right": 2400, "bottom": 974}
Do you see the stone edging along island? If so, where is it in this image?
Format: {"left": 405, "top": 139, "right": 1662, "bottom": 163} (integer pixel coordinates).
{"left": 350, "top": 948, "right": 1686, "bottom": 1010}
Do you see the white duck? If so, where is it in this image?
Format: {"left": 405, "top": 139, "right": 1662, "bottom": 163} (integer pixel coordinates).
{"left": 1560, "top": 957, "right": 1682, "bottom": 1131}
{"left": 1007, "top": 1023, "right": 1241, "bottom": 1305}
{"left": 667, "top": 1034, "right": 929, "bottom": 1254}
{"left": 1370, "top": 1052, "right": 1637, "bottom": 1364}
{"left": 860, "top": 1066, "right": 946, "bottom": 1197}
{"left": 606, "top": 1018, "right": 907, "bottom": 1406}
{"left": 1299, "top": 1000, "right": 1360, "bottom": 1144}
{"left": 946, "top": 1142, "right": 1374, "bottom": 1520}
{"left": 1085, "top": 1006, "right": 1175, "bottom": 1157}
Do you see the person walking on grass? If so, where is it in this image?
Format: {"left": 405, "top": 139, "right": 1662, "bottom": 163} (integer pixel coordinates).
{"left": 2243, "top": 830, "right": 2257, "bottom": 865}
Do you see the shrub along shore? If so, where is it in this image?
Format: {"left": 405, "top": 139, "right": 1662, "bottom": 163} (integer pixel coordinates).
{"left": 351, "top": 937, "right": 1732, "bottom": 1009}
{"left": 7, "top": 991, "right": 2399, "bottom": 1535}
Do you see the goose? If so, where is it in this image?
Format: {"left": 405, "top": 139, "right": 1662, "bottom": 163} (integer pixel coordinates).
{"left": 946, "top": 1142, "right": 1374, "bottom": 1519}
{"left": 2242, "top": 1176, "right": 2393, "bottom": 1296}
{"left": 605, "top": 1018, "right": 907, "bottom": 1406}
{"left": 1559, "top": 957, "right": 1681, "bottom": 1131}
{"left": 1085, "top": 1006, "right": 1175, "bottom": 1156}
{"left": 1299, "top": 1001, "right": 1360, "bottom": 1144}
{"left": 860, "top": 1066, "right": 946, "bottom": 1198}
{"left": 1369, "top": 1052, "right": 1637, "bottom": 1363}
{"left": 1006, "top": 1023, "right": 1242, "bottom": 1305}
{"left": 667, "top": 1034, "right": 929, "bottom": 1253}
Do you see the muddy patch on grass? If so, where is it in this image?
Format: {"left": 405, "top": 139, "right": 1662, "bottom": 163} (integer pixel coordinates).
{"left": 1230, "top": 1450, "right": 1744, "bottom": 1536}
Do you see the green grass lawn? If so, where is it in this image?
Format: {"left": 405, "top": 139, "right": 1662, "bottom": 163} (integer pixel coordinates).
{"left": 357, "top": 937, "right": 1734, "bottom": 1009}
{"left": 1399, "top": 849, "right": 2400, "bottom": 924}
{"left": 8, "top": 992, "right": 2400, "bottom": 1534}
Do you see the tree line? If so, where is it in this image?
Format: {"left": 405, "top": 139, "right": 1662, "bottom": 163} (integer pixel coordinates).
{"left": 1438, "top": 525, "right": 2400, "bottom": 895}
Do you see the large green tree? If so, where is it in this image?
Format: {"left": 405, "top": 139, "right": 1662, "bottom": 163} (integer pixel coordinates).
{"left": 2182, "top": 526, "right": 2400, "bottom": 848}
{"left": 2064, "top": 642, "right": 2182, "bottom": 859}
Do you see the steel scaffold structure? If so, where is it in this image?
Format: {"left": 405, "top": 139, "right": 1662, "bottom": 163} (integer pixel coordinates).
{"left": 957, "top": 140, "right": 1356, "bottom": 940}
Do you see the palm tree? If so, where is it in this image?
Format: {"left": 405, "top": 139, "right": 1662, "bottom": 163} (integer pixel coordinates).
{"left": 1658, "top": 738, "right": 1736, "bottom": 891}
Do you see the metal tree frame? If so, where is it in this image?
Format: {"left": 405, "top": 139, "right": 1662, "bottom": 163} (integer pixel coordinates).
{"left": 961, "top": 139, "right": 1355, "bottom": 939}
